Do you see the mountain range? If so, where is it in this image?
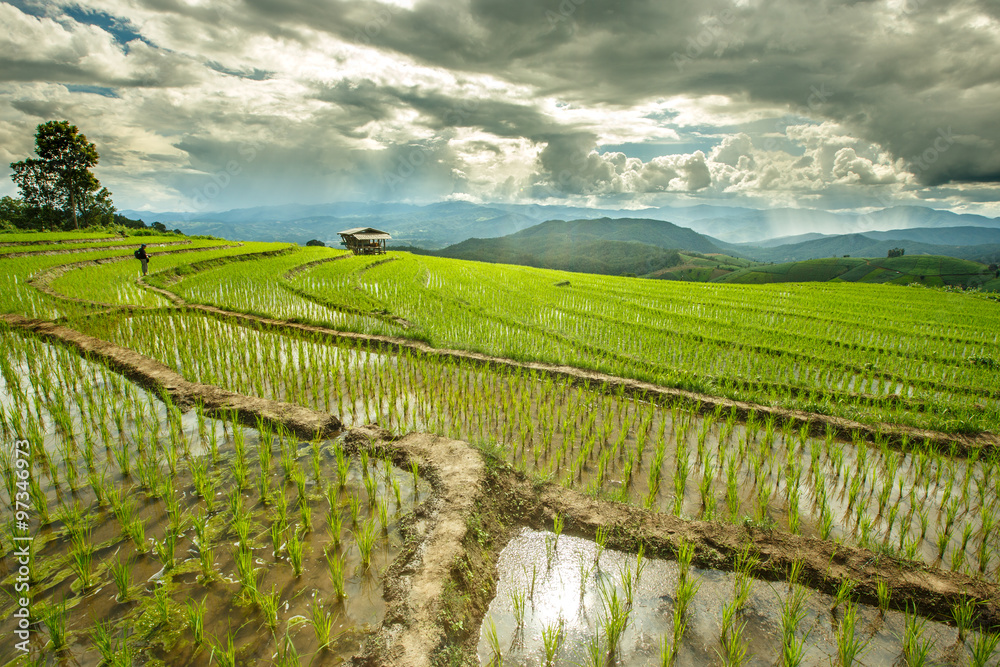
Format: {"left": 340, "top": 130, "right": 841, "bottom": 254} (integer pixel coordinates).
{"left": 123, "top": 201, "right": 1000, "bottom": 249}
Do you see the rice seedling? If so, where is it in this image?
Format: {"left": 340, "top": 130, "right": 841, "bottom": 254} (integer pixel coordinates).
{"left": 835, "top": 601, "right": 868, "bottom": 666}
{"left": 510, "top": 586, "right": 527, "bottom": 628}
{"left": 876, "top": 578, "right": 891, "bottom": 617}
{"left": 717, "top": 598, "right": 749, "bottom": 667}
{"left": 111, "top": 556, "right": 132, "bottom": 601}
{"left": 153, "top": 584, "right": 171, "bottom": 628}
{"left": 484, "top": 616, "right": 502, "bottom": 666}
{"left": 599, "top": 579, "right": 631, "bottom": 663}
{"left": 541, "top": 620, "right": 563, "bottom": 667}
{"left": 235, "top": 546, "right": 259, "bottom": 599}
{"left": 258, "top": 584, "right": 281, "bottom": 634}
{"left": 186, "top": 597, "right": 206, "bottom": 645}
{"left": 287, "top": 527, "right": 305, "bottom": 576}
{"left": 327, "top": 550, "right": 347, "bottom": 601}
{"left": 327, "top": 501, "right": 343, "bottom": 547}
{"left": 299, "top": 500, "right": 313, "bottom": 533}
{"left": 348, "top": 492, "right": 361, "bottom": 527}
{"left": 69, "top": 525, "right": 96, "bottom": 590}
{"left": 152, "top": 532, "right": 177, "bottom": 571}
{"left": 832, "top": 577, "right": 856, "bottom": 613}
{"left": 308, "top": 596, "right": 337, "bottom": 649}
{"left": 902, "top": 605, "right": 932, "bottom": 667}
{"left": 779, "top": 586, "right": 810, "bottom": 667}
{"left": 199, "top": 543, "right": 215, "bottom": 580}
{"left": 354, "top": 518, "right": 379, "bottom": 569}
{"left": 210, "top": 630, "right": 238, "bottom": 667}
{"left": 952, "top": 596, "right": 976, "bottom": 642}
{"left": 969, "top": 631, "right": 1000, "bottom": 667}
{"left": 42, "top": 601, "right": 69, "bottom": 652}
{"left": 92, "top": 618, "right": 116, "bottom": 664}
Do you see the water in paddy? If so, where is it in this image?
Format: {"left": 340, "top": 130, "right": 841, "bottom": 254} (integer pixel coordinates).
{"left": 0, "top": 332, "right": 429, "bottom": 664}
{"left": 479, "top": 529, "right": 971, "bottom": 667}
{"left": 70, "top": 313, "right": 1000, "bottom": 579}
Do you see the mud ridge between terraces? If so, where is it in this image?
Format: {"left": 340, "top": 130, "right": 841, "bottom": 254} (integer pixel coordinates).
{"left": 281, "top": 252, "right": 350, "bottom": 279}
{"left": 0, "top": 240, "right": 192, "bottom": 258}
{"left": 3, "top": 312, "right": 998, "bottom": 661}
{"left": 131, "top": 283, "right": 999, "bottom": 456}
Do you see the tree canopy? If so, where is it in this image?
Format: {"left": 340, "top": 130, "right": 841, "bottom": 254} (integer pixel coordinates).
{"left": 9, "top": 120, "right": 115, "bottom": 229}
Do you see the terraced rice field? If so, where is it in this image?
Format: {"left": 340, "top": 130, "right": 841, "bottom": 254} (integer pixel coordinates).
{"left": 1, "top": 232, "right": 998, "bottom": 666}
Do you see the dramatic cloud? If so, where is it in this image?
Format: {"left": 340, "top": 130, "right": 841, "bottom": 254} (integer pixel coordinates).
{"left": 1, "top": 0, "right": 998, "bottom": 214}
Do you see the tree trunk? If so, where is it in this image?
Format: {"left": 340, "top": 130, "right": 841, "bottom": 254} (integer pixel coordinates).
{"left": 69, "top": 187, "right": 78, "bottom": 230}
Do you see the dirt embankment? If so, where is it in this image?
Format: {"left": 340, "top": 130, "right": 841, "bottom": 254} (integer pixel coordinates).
{"left": 5, "top": 314, "right": 999, "bottom": 665}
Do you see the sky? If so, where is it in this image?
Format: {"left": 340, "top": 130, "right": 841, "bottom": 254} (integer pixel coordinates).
{"left": 1, "top": 0, "right": 999, "bottom": 216}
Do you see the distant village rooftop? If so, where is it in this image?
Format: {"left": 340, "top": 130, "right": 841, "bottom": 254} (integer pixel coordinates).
{"left": 338, "top": 227, "right": 391, "bottom": 255}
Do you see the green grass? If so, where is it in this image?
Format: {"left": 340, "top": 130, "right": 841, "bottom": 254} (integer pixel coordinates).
{"left": 718, "top": 255, "right": 995, "bottom": 290}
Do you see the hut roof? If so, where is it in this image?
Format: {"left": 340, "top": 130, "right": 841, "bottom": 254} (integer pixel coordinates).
{"left": 338, "top": 227, "right": 392, "bottom": 240}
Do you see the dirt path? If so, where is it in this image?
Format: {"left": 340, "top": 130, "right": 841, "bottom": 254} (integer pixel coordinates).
{"left": 4, "top": 314, "right": 999, "bottom": 661}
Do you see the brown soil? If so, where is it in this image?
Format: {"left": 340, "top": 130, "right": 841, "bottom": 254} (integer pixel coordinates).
{"left": 5, "top": 314, "right": 999, "bottom": 666}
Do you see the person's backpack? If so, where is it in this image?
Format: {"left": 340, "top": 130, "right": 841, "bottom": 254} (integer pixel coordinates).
{"left": 134, "top": 248, "right": 143, "bottom": 259}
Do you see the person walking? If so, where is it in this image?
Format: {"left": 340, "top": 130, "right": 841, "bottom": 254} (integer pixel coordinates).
{"left": 135, "top": 243, "right": 149, "bottom": 275}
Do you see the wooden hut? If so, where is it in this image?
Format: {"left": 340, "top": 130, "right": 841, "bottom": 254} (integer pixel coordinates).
{"left": 337, "top": 227, "right": 391, "bottom": 255}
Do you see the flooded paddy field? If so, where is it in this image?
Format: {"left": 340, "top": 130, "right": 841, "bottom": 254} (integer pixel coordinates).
{"left": 478, "top": 530, "right": 991, "bottom": 667}
{"left": 0, "top": 328, "right": 427, "bottom": 664}
{"left": 71, "top": 311, "right": 1000, "bottom": 584}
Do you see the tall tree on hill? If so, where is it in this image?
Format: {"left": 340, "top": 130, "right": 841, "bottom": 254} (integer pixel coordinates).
{"left": 9, "top": 120, "right": 114, "bottom": 229}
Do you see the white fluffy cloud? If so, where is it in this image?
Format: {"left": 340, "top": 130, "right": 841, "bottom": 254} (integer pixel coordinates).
{"left": 1, "top": 0, "right": 999, "bottom": 215}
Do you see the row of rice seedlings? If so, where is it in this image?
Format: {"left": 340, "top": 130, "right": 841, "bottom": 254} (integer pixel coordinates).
{"left": 249, "top": 252, "right": 1000, "bottom": 434}
{"left": 0, "top": 330, "right": 421, "bottom": 663}
{"left": 51, "top": 311, "right": 1000, "bottom": 579}
{"left": 47, "top": 310, "right": 997, "bottom": 574}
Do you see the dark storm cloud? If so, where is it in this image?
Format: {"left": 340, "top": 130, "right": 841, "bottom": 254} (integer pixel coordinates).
{"left": 194, "top": 0, "right": 1000, "bottom": 187}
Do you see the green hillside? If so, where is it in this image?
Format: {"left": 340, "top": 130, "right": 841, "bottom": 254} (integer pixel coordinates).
{"left": 647, "top": 252, "right": 757, "bottom": 281}
{"left": 417, "top": 217, "right": 731, "bottom": 276}
{"left": 717, "top": 255, "right": 998, "bottom": 289}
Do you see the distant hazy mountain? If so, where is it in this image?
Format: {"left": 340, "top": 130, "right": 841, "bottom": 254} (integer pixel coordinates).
{"left": 860, "top": 226, "right": 1000, "bottom": 246}
{"left": 414, "top": 218, "right": 728, "bottom": 276}
{"left": 746, "top": 232, "right": 833, "bottom": 248}
{"left": 123, "top": 201, "right": 1000, "bottom": 248}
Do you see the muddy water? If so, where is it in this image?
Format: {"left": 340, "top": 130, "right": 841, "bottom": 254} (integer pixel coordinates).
{"left": 479, "top": 529, "right": 971, "bottom": 667}
{"left": 0, "top": 332, "right": 429, "bottom": 664}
